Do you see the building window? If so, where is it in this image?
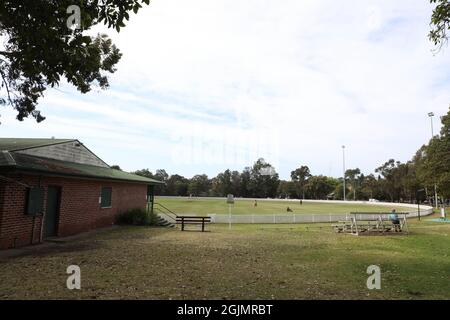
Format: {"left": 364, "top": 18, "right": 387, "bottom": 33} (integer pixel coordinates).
{"left": 100, "top": 187, "right": 112, "bottom": 208}
{"left": 25, "top": 187, "right": 44, "bottom": 216}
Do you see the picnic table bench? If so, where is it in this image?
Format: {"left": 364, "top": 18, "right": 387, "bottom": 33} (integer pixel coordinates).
{"left": 332, "top": 212, "right": 409, "bottom": 236}
{"left": 176, "top": 216, "right": 211, "bottom": 232}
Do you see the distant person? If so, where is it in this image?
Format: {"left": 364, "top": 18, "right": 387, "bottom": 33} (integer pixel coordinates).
{"left": 287, "top": 206, "right": 293, "bottom": 212}
{"left": 389, "top": 209, "right": 401, "bottom": 232}
{"left": 300, "top": 200, "right": 303, "bottom": 205}
{"left": 254, "top": 200, "right": 257, "bottom": 208}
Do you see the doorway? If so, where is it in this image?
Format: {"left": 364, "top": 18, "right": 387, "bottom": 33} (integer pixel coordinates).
{"left": 44, "top": 186, "right": 61, "bottom": 238}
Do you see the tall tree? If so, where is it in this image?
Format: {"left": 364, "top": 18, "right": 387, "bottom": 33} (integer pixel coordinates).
{"left": 277, "top": 181, "right": 297, "bottom": 199}
{"left": 188, "top": 174, "right": 211, "bottom": 197}
{"left": 166, "top": 174, "right": 189, "bottom": 197}
{"left": 153, "top": 169, "right": 169, "bottom": 195}
{"left": 401, "top": 162, "right": 421, "bottom": 203}
{"left": 248, "top": 158, "right": 280, "bottom": 198}
{"left": 230, "top": 171, "right": 242, "bottom": 197}
{"left": 417, "top": 107, "right": 450, "bottom": 199}
{"left": 429, "top": 0, "right": 450, "bottom": 48}
{"left": 213, "top": 169, "right": 233, "bottom": 196}
{"left": 0, "top": 0, "right": 150, "bottom": 122}
{"left": 240, "top": 167, "right": 251, "bottom": 198}
{"left": 154, "top": 169, "right": 169, "bottom": 181}
{"left": 375, "top": 159, "right": 402, "bottom": 202}
{"left": 345, "top": 168, "right": 361, "bottom": 201}
{"left": 332, "top": 179, "right": 349, "bottom": 200}
{"left": 305, "top": 176, "right": 337, "bottom": 200}
{"left": 134, "top": 168, "right": 154, "bottom": 179}
{"left": 359, "top": 174, "right": 380, "bottom": 200}
{"left": 290, "top": 165, "right": 311, "bottom": 199}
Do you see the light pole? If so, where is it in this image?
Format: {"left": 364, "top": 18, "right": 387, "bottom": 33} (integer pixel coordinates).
{"left": 428, "top": 112, "right": 439, "bottom": 208}
{"left": 342, "top": 145, "right": 346, "bottom": 201}
{"left": 428, "top": 112, "right": 435, "bottom": 137}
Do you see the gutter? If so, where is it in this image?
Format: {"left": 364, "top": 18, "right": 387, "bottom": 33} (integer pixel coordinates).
{"left": 4, "top": 167, "right": 165, "bottom": 186}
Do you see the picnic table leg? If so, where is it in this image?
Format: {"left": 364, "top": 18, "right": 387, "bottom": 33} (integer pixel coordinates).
{"left": 402, "top": 214, "right": 408, "bottom": 233}
{"left": 181, "top": 218, "right": 185, "bottom": 231}
{"left": 380, "top": 215, "right": 384, "bottom": 234}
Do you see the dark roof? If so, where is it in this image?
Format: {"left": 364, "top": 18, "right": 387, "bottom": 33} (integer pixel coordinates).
{"left": 0, "top": 138, "right": 76, "bottom": 151}
{"left": 0, "top": 152, "right": 164, "bottom": 185}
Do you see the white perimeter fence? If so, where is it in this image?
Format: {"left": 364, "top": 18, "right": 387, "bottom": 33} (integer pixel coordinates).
{"left": 209, "top": 210, "right": 433, "bottom": 224}
{"left": 158, "top": 197, "right": 434, "bottom": 224}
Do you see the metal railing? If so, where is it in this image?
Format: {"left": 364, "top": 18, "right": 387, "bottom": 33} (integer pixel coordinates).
{"left": 153, "top": 202, "right": 178, "bottom": 222}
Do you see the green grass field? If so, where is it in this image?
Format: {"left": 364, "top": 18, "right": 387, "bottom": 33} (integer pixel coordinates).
{"left": 0, "top": 218, "right": 448, "bottom": 299}
{"left": 155, "top": 197, "right": 412, "bottom": 216}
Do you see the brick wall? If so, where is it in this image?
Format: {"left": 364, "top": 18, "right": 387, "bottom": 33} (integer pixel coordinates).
{"left": 0, "top": 182, "right": 4, "bottom": 242}
{"left": 0, "top": 173, "right": 148, "bottom": 250}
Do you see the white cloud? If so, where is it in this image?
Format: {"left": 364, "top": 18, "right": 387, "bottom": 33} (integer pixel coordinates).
{"left": 2, "top": 0, "right": 450, "bottom": 179}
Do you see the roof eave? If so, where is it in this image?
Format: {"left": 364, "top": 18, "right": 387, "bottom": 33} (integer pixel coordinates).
{"left": 1, "top": 167, "right": 164, "bottom": 186}
{"left": 8, "top": 139, "right": 77, "bottom": 152}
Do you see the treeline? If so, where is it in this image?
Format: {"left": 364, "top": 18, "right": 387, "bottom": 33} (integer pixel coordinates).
{"left": 129, "top": 108, "right": 450, "bottom": 203}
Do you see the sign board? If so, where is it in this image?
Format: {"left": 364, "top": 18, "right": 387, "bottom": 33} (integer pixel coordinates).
{"left": 227, "top": 194, "right": 234, "bottom": 204}
{"left": 416, "top": 189, "right": 426, "bottom": 202}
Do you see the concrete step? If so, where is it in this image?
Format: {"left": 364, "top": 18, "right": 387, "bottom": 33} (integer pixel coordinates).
{"left": 155, "top": 216, "right": 175, "bottom": 228}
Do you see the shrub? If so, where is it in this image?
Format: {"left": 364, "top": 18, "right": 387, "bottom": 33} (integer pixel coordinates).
{"left": 115, "top": 208, "right": 158, "bottom": 226}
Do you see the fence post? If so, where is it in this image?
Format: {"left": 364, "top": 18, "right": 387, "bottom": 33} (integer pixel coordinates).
{"left": 293, "top": 214, "right": 296, "bottom": 224}
{"left": 312, "top": 214, "right": 315, "bottom": 223}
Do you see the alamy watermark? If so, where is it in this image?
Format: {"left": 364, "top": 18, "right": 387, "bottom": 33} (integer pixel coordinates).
{"left": 66, "top": 5, "right": 81, "bottom": 30}
{"left": 366, "top": 265, "right": 381, "bottom": 290}
{"left": 170, "top": 123, "right": 280, "bottom": 169}
{"left": 66, "top": 265, "right": 81, "bottom": 290}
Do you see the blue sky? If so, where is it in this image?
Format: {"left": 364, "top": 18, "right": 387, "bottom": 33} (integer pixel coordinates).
{"left": 1, "top": 0, "right": 450, "bottom": 180}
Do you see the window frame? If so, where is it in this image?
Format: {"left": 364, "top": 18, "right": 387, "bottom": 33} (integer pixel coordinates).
{"left": 24, "top": 187, "right": 45, "bottom": 216}
{"left": 100, "top": 186, "right": 112, "bottom": 209}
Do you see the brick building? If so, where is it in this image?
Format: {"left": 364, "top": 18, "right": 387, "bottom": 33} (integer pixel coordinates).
{"left": 0, "top": 138, "right": 163, "bottom": 250}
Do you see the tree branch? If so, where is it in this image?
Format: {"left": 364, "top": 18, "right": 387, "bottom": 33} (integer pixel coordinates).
{"left": 0, "top": 67, "right": 13, "bottom": 106}
{"left": 0, "top": 51, "right": 13, "bottom": 57}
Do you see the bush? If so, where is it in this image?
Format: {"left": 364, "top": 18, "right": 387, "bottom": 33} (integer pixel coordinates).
{"left": 115, "top": 208, "right": 158, "bottom": 226}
